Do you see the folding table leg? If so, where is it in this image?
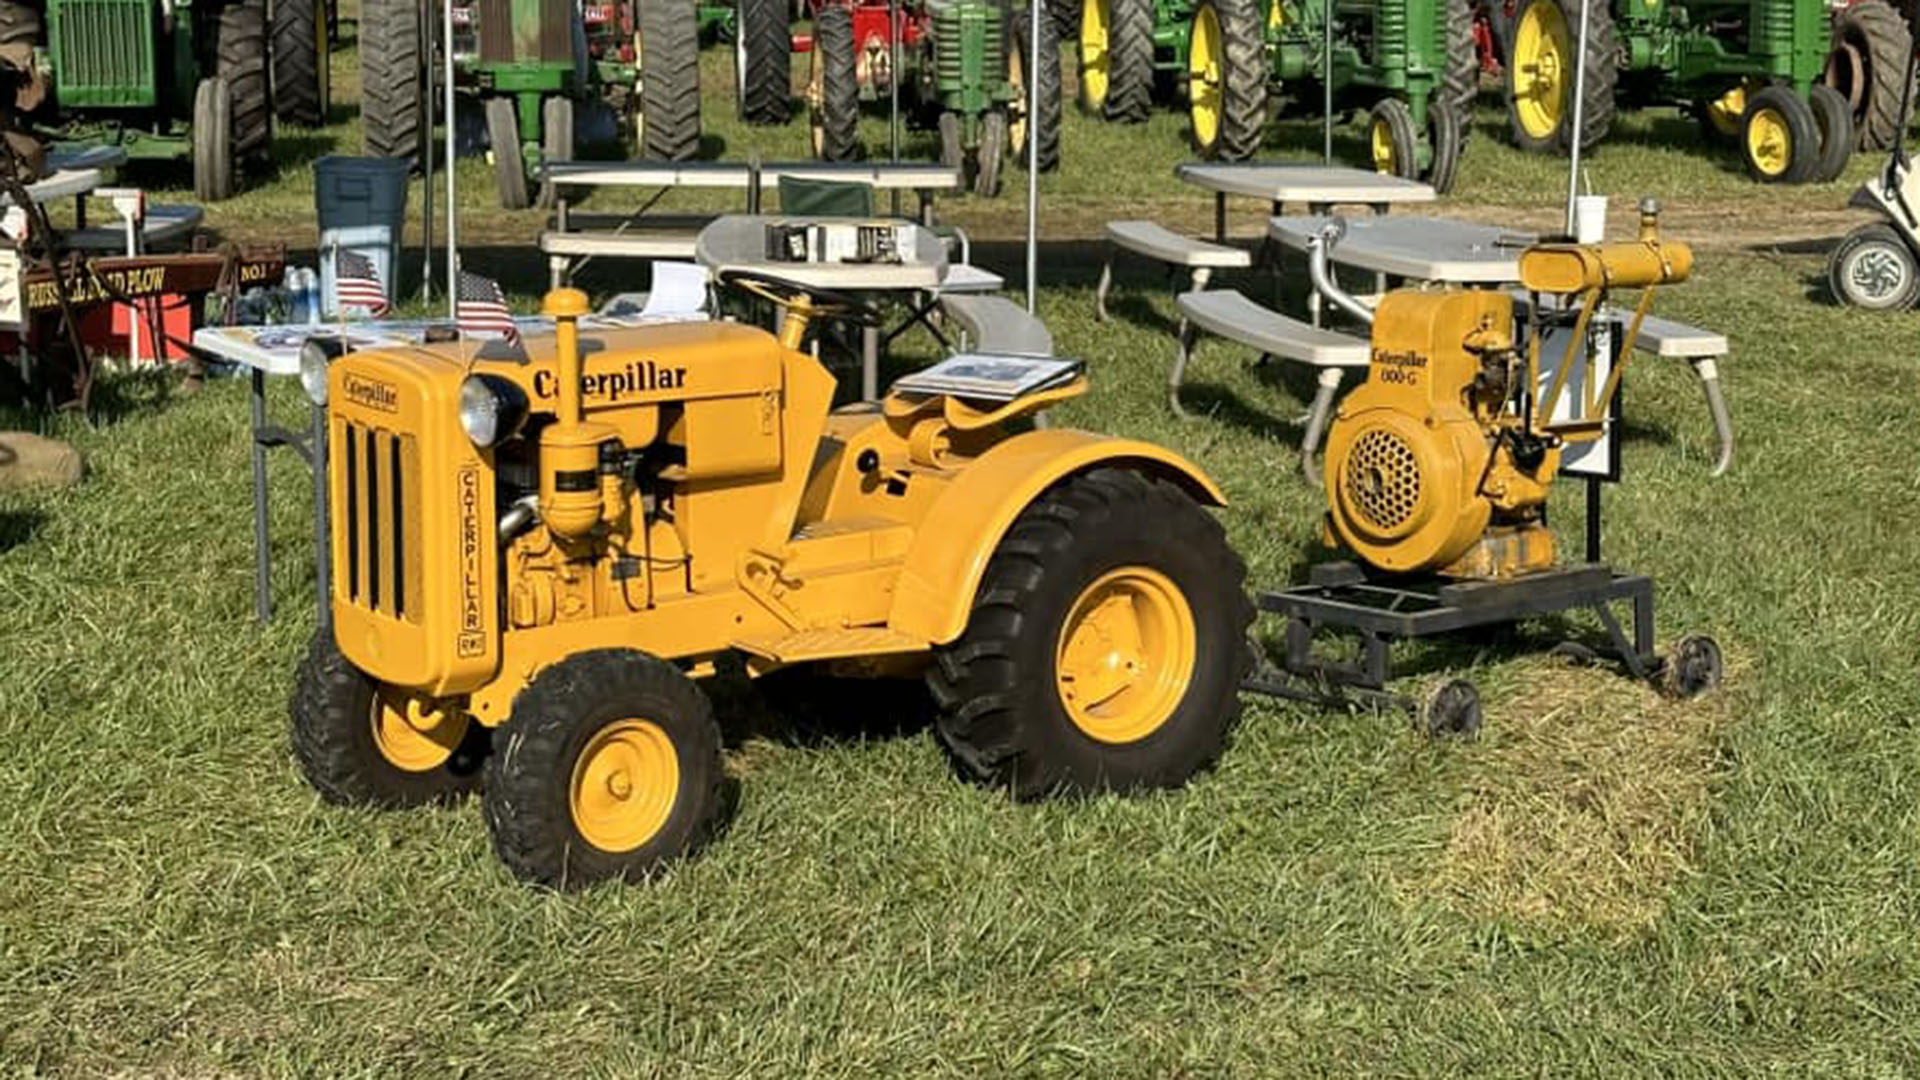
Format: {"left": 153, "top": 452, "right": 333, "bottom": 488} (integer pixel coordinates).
{"left": 1299, "top": 367, "right": 1344, "bottom": 486}
{"left": 310, "top": 404, "right": 331, "bottom": 631}
{"left": 1170, "top": 320, "right": 1198, "bottom": 419}
{"left": 250, "top": 368, "right": 272, "bottom": 622}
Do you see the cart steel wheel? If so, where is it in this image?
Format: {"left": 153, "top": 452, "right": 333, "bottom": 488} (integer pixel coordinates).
{"left": 1369, "top": 98, "right": 1420, "bottom": 179}
{"left": 1741, "top": 85, "right": 1817, "bottom": 183}
{"left": 1808, "top": 82, "right": 1855, "bottom": 184}
{"left": 483, "top": 649, "right": 726, "bottom": 888}
{"left": 486, "top": 96, "right": 530, "bottom": 210}
{"left": 1055, "top": 567, "right": 1199, "bottom": 745}
{"left": 1828, "top": 222, "right": 1920, "bottom": 309}
{"left": 289, "top": 630, "right": 486, "bottom": 808}
{"left": 930, "top": 468, "right": 1254, "bottom": 799}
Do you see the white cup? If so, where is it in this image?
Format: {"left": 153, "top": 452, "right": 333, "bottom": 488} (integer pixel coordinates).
{"left": 1574, "top": 194, "right": 1609, "bottom": 244}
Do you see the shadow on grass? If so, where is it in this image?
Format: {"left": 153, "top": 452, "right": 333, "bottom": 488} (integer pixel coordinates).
{"left": 0, "top": 508, "right": 46, "bottom": 553}
{"left": 706, "top": 658, "right": 936, "bottom": 751}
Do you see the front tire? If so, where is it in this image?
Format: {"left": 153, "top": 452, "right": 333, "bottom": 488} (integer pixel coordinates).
{"left": 486, "top": 96, "right": 530, "bottom": 210}
{"left": 1828, "top": 222, "right": 1920, "bottom": 309}
{"left": 483, "top": 650, "right": 726, "bottom": 888}
{"left": 289, "top": 632, "right": 484, "bottom": 808}
{"left": 192, "top": 77, "right": 234, "bottom": 201}
{"left": 1741, "top": 84, "right": 1818, "bottom": 184}
{"left": 929, "top": 468, "right": 1254, "bottom": 799}
{"left": 1369, "top": 97, "right": 1420, "bottom": 180}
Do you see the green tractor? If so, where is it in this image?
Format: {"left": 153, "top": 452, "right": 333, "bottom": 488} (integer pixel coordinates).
{"left": 808, "top": 0, "right": 1062, "bottom": 197}
{"left": 359, "top": 0, "right": 701, "bottom": 209}
{"left": 1501, "top": 0, "right": 1910, "bottom": 183}
{"left": 0, "top": 0, "right": 328, "bottom": 199}
{"left": 1078, "top": 0, "right": 1479, "bottom": 190}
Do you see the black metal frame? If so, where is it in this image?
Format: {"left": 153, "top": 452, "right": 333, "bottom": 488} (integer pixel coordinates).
{"left": 1244, "top": 561, "right": 1660, "bottom": 713}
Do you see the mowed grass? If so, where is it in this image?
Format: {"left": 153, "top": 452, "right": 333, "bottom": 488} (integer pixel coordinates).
{"left": 4, "top": 30, "right": 1920, "bottom": 1077}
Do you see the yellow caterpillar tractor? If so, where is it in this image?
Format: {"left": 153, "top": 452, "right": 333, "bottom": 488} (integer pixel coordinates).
{"left": 1250, "top": 200, "right": 1724, "bottom": 733}
{"left": 289, "top": 273, "right": 1253, "bottom": 888}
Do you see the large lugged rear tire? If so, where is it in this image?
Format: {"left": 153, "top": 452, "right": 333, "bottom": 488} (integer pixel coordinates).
{"left": 1010, "top": 7, "right": 1062, "bottom": 172}
{"left": 809, "top": 3, "right": 861, "bottom": 161}
{"left": 271, "top": 0, "right": 326, "bottom": 127}
{"left": 289, "top": 631, "right": 486, "bottom": 809}
{"left": 360, "top": 0, "right": 421, "bottom": 163}
{"left": 735, "top": 0, "right": 791, "bottom": 124}
{"left": 929, "top": 468, "right": 1254, "bottom": 799}
{"left": 214, "top": 0, "right": 272, "bottom": 167}
{"left": 639, "top": 0, "right": 701, "bottom": 160}
{"left": 1085, "top": 0, "right": 1153, "bottom": 121}
{"left": 1443, "top": 0, "right": 1478, "bottom": 151}
{"left": 1504, "top": 0, "right": 1614, "bottom": 153}
{"left": 1187, "top": 0, "right": 1266, "bottom": 160}
{"left": 1826, "top": 0, "right": 1912, "bottom": 153}
{"left": 482, "top": 650, "right": 727, "bottom": 889}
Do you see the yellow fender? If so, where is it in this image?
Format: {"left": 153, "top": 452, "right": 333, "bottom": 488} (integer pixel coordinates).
{"left": 888, "top": 428, "right": 1228, "bottom": 645}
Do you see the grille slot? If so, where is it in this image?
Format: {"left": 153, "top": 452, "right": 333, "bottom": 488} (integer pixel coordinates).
{"left": 341, "top": 421, "right": 420, "bottom": 622}
{"left": 49, "top": 0, "right": 157, "bottom": 108}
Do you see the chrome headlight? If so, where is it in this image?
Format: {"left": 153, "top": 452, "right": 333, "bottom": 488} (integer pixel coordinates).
{"left": 459, "top": 374, "right": 530, "bottom": 447}
{"left": 298, "top": 339, "right": 333, "bottom": 406}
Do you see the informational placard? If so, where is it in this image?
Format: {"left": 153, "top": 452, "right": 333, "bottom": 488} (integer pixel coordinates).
{"left": 1533, "top": 306, "right": 1623, "bottom": 482}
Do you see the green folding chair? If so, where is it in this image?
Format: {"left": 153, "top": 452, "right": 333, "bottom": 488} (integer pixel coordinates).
{"left": 777, "top": 176, "right": 875, "bottom": 217}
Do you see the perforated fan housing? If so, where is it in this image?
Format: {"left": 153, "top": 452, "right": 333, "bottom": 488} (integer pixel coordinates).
{"left": 1343, "top": 427, "right": 1423, "bottom": 536}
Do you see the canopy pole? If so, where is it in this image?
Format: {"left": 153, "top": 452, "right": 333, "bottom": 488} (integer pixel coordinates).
{"left": 1026, "top": 0, "right": 1042, "bottom": 313}
{"left": 1564, "top": 0, "right": 1590, "bottom": 234}
{"left": 445, "top": 0, "right": 458, "bottom": 315}
{"left": 1322, "top": 3, "right": 1332, "bottom": 164}
{"left": 421, "top": 0, "right": 434, "bottom": 301}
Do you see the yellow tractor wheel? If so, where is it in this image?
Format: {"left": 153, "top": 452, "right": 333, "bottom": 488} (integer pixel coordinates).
{"left": 1368, "top": 98, "right": 1420, "bottom": 180}
{"left": 1504, "top": 0, "right": 1615, "bottom": 153}
{"left": 1084, "top": 0, "right": 1154, "bottom": 121}
{"left": 1185, "top": 0, "right": 1267, "bottom": 160}
{"left": 481, "top": 649, "right": 725, "bottom": 889}
{"left": 930, "top": 468, "right": 1253, "bottom": 799}
{"left": 289, "top": 632, "right": 485, "bottom": 808}
{"left": 1740, "top": 84, "right": 1819, "bottom": 184}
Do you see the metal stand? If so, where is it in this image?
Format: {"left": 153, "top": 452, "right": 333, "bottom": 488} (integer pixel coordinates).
{"left": 247, "top": 374, "right": 330, "bottom": 625}
{"left": 1244, "top": 561, "right": 1662, "bottom": 714}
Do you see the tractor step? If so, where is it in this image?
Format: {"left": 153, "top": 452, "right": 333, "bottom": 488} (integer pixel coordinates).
{"left": 732, "top": 626, "right": 927, "bottom": 665}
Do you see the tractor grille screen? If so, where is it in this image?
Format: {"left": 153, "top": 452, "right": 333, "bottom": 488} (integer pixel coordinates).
{"left": 49, "top": 0, "right": 157, "bottom": 108}
{"left": 1345, "top": 428, "right": 1421, "bottom": 533}
{"left": 341, "top": 421, "right": 422, "bottom": 623}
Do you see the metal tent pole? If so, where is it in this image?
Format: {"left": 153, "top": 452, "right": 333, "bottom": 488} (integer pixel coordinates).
{"left": 1323, "top": 2, "right": 1332, "bottom": 164}
{"left": 421, "top": 0, "right": 434, "bottom": 302}
{"left": 1564, "top": 0, "right": 1590, "bottom": 234}
{"left": 445, "top": 0, "right": 459, "bottom": 315}
{"left": 890, "top": 0, "right": 902, "bottom": 215}
{"left": 1026, "top": 0, "right": 1041, "bottom": 313}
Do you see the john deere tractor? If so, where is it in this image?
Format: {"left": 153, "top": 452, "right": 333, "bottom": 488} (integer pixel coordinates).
{"left": 289, "top": 276, "right": 1252, "bottom": 888}
{"left": 1501, "top": 0, "right": 1911, "bottom": 183}
{"left": 359, "top": 0, "right": 701, "bottom": 209}
{"left": 809, "top": 0, "right": 1061, "bottom": 197}
{"left": 1079, "top": 0, "right": 1480, "bottom": 191}
{"left": 0, "top": 0, "right": 327, "bottom": 199}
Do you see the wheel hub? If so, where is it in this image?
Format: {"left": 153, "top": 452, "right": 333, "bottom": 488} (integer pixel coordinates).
{"left": 1746, "top": 107, "right": 1792, "bottom": 176}
{"left": 570, "top": 719, "right": 679, "bottom": 853}
{"left": 1849, "top": 245, "right": 1908, "bottom": 300}
{"left": 369, "top": 692, "right": 467, "bottom": 773}
{"left": 1055, "top": 567, "right": 1197, "bottom": 744}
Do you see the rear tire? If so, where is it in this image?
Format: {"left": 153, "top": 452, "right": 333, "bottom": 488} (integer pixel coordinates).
{"left": 1090, "top": 0, "right": 1153, "bottom": 122}
{"left": 1740, "top": 84, "right": 1818, "bottom": 184}
{"left": 1504, "top": 0, "right": 1614, "bottom": 153}
{"left": 192, "top": 77, "right": 234, "bottom": 201}
{"left": 929, "top": 468, "right": 1254, "bottom": 799}
{"left": 639, "top": 0, "right": 701, "bottom": 160}
{"left": 1808, "top": 82, "right": 1855, "bottom": 183}
{"left": 1827, "top": 0, "right": 1912, "bottom": 153}
{"left": 271, "top": 0, "right": 327, "bottom": 127}
{"left": 809, "top": 3, "right": 861, "bottom": 160}
{"left": 736, "top": 0, "right": 791, "bottom": 124}
{"left": 482, "top": 649, "right": 727, "bottom": 888}
{"left": 1187, "top": 0, "right": 1266, "bottom": 160}
{"left": 1010, "top": 8, "right": 1063, "bottom": 172}
{"left": 487, "top": 96, "right": 530, "bottom": 210}
{"left": 290, "top": 631, "right": 486, "bottom": 809}
{"left": 1443, "top": 0, "right": 1479, "bottom": 151}
{"left": 360, "top": 0, "right": 422, "bottom": 163}
{"left": 214, "top": 0, "right": 272, "bottom": 167}
{"left": 1828, "top": 222, "right": 1920, "bottom": 309}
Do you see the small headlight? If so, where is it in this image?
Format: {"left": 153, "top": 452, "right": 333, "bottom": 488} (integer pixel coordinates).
{"left": 459, "top": 374, "right": 529, "bottom": 447}
{"left": 299, "top": 340, "right": 332, "bottom": 406}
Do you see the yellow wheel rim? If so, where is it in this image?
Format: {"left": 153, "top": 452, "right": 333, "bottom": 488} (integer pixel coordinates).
{"left": 1707, "top": 85, "right": 1746, "bottom": 136}
{"left": 570, "top": 719, "right": 680, "bottom": 854}
{"left": 1188, "top": 4, "right": 1223, "bottom": 148}
{"left": 1011, "top": 41, "right": 1030, "bottom": 152}
{"left": 1055, "top": 566, "right": 1198, "bottom": 745}
{"left": 1081, "top": 0, "right": 1111, "bottom": 108}
{"left": 807, "top": 42, "right": 826, "bottom": 156}
{"left": 1512, "top": 1, "right": 1569, "bottom": 141}
{"left": 369, "top": 692, "right": 467, "bottom": 773}
{"left": 1746, "top": 106, "right": 1792, "bottom": 177}
{"left": 1371, "top": 116, "right": 1397, "bottom": 173}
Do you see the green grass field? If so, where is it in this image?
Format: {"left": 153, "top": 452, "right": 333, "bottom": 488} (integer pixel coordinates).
{"left": 3, "top": 33, "right": 1920, "bottom": 1077}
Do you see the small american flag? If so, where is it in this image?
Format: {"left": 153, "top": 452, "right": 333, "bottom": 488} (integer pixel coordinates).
{"left": 334, "top": 248, "right": 390, "bottom": 317}
{"left": 457, "top": 270, "right": 519, "bottom": 347}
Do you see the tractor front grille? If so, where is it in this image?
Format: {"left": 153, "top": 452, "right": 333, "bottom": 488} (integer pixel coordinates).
{"left": 48, "top": 0, "right": 157, "bottom": 108}
{"left": 341, "top": 421, "right": 422, "bottom": 623}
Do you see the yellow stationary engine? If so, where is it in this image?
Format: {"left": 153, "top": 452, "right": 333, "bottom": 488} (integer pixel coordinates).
{"left": 1323, "top": 202, "right": 1694, "bottom": 581}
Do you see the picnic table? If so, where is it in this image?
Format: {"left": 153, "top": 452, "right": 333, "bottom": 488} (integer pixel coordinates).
{"left": 1268, "top": 214, "right": 1537, "bottom": 283}
{"left": 696, "top": 214, "right": 950, "bottom": 401}
{"left": 1175, "top": 163, "right": 1435, "bottom": 242}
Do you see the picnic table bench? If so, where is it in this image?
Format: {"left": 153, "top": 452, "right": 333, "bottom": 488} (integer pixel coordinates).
{"left": 1095, "top": 221, "right": 1249, "bottom": 321}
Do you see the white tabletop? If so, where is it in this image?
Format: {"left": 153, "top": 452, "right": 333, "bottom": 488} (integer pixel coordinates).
{"left": 696, "top": 215, "right": 949, "bottom": 291}
{"left": 1177, "top": 163, "right": 1437, "bottom": 206}
{"left": 1270, "top": 214, "right": 1537, "bottom": 282}
{"left": 543, "top": 159, "right": 963, "bottom": 192}
{"left": 0, "top": 167, "right": 104, "bottom": 208}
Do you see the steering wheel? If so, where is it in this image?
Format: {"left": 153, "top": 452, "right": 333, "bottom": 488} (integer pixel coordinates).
{"left": 716, "top": 268, "right": 884, "bottom": 329}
